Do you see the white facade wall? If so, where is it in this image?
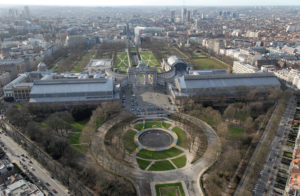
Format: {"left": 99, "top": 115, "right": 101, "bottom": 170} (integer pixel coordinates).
{"left": 233, "top": 61, "right": 258, "bottom": 73}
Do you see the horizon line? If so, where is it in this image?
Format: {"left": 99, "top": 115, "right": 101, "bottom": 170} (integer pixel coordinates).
{"left": 1, "top": 4, "right": 300, "bottom": 7}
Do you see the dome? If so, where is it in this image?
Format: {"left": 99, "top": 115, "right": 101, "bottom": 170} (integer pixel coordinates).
{"left": 167, "top": 56, "right": 185, "bottom": 66}
{"left": 167, "top": 56, "right": 188, "bottom": 74}
{"left": 37, "top": 62, "right": 47, "bottom": 72}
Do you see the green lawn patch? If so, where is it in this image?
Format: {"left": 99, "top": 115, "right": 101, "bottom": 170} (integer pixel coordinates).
{"left": 157, "top": 68, "right": 163, "bottom": 73}
{"left": 68, "top": 120, "right": 88, "bottom": 152}
{"left": 192, "top": 58, "right": 225, "bottom": 69}
{"left": 118, "top": 68, "right": 128, "bottom": 73}
{"left": 171, "top": 155, "right": 187, "bottom": 168}
{"left": 286, "top": 141, "right": 295, "bottom": 147}
{"left": 71, "top": 144, "right": 88, "bottom": 153}
{"left": 140, "top": 51, "right": 159, "bottom": 67}
{"left": 130, "top": 48, "right": 137, "bottom": 53}
{"left": 155, "top": 182, "right": 185, "bottom": 196}
{"left": 283, "top": 151, "right": 293, "bottom": 158}
{"left": 135, "top": 121, "right": 171, "bottom": 130}
{"left": 71, "top": 120, "right": 88, "bottom": 132}
{"left": 115, "top": 52, "right": 129, "bottom": 67}
{"left": 172, "top": 127, "right": 187, "bottom": 148}
{"left": 124, "top": 130, "right": 137, "bottom": 152}
{"left": 229, "top": 125, "right": 244, "bottom": 138}
{"left": 137, "top": 148, "right": 182, "bottom": 159}
{"left": 137, "top": 159, "right": 151, "bottom": 170}
{"left": 148, "top": 160, "right": 175, "bottom": 171}
{"left": 39, "top": 122, "right": 48, "bottom": 128}
{"left": 279, "top": 169, "right": 287, "bottom": 174}
{"left": 68, "top": 132, "right": 81, "bottom": 144}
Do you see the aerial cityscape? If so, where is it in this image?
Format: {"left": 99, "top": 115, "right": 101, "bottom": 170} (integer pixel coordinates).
{"left": 0, "top": 1, "right": 300, "bottom": 196}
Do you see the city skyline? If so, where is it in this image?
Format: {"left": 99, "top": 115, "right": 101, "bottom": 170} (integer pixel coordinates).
{"left": 1, "top": 0, "right": 300, "bottom": 6}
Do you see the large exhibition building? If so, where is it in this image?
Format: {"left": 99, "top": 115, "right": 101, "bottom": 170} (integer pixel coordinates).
{"left": 29, "top": 77, "right": 116, "bottom": 104}
{"left": 172, "top": 72, "right": 281, "bottom": 100}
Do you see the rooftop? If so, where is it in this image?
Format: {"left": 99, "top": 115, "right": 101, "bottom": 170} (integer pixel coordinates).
{"left": 178, "top": 73, "right": 280, "bottom": 90}
{"left": 86, "top": 59, "right": 112, "bottom": 68}
{"left": 31, "top": 78, "right": 113, "bottom": 95}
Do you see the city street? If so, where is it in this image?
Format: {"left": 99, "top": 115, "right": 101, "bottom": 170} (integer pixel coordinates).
{"left": 253, "top": 96, "right": 296, "bottom": 196}
{"left": 0, "top": 130, "right": 69, "bottom": 196}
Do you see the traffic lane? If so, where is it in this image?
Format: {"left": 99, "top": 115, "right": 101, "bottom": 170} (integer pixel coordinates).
{"left": 0, "top": 133, "right": 67, "bottom": 195}
{"left": 0, "top": 132, "right": 68, "bottom": 196}
{"left": 254, "top": 101, "right": 295, "bottom": 195}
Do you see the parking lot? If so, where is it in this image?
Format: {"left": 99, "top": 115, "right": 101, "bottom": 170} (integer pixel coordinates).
{"left": 121, "top": 85, "right": 176, "bottom": 117}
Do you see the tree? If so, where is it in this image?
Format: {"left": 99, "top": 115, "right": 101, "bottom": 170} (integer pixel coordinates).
{"left": 46, "top": 112, "right": 73, "bottom": 136}
{"left": 71, "top": 106, "right": 92, "bottom": 121}
{"left": 6, "top": 104, "right": 31, "bottom": 128}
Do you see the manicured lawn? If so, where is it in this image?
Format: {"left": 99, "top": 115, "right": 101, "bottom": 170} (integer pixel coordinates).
{"left": 135, "top": 121, "right": 171, "bottom": 130}
{"left": 155, "top": 182, "right": 185, "bottom": 196}
{"left": 137, "top": 148, "right": 182, "bottom": 159}
{"left": 123, "top": 130, "right": 137, "bottom": 152}
{"left": 171, "top": 155, "right": 187, "bottom": 168}
{"left": 192, "top": 58, "right": 225, "bottom": 69}
{"left": 115, "top": 52, "right": 129, "bottom": 67}
{"left": 118, "top": 68, "right": 128, "bottom": 73}
{"left": 140, "top": 51, "right": 159, "bottom": 67}
{"left": 71, "top": 120, "right": 88, "bottom": 132}
{"left": 68, "top": 133, "right": 81, "bottom": 144}
{"left": 130, "top": 48, "right": 137, "bottom": 53}
{"left": 67, "top": 120, "right": 88, "bottom": 153}
{"left": 229, "top": 125, "right": 244, "bottom": 138}
{"left": 68, "top": 132, "right": 88, "bottom": 153}
{"left": 172, "top": 127, "right": 187, "bottom": 148}
{"left": 137, "top": 159, "right": 151, "bottom": 170}
{"left": 148, "top": 160, "right": 175, "bottom": 171}
{"left": 160, "top": 188, "right": 178, "bottom": 196}
{"left": 157, "top": 68, "right": 163, "bottom": 73}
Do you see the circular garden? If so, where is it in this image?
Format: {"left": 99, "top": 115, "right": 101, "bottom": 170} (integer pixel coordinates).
{"left": 123, "top": 120, "right": 189, "bottom": 172}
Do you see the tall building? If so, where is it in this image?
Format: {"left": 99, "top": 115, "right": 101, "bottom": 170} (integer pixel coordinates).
{"left": 186, "top": 10, "right": 191, "bottom": 22}
{"left": 171, "top": 10, "right": 176, "bottom": 23}
{"left": 181, "top": 8, "right": 187, "bottom": 22}
{"left": 23, "top": 6, "right": 30, "bottom": 18}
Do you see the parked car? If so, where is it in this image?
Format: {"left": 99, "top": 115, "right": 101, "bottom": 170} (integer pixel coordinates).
{"left": 52, "top": 189, "right": 58, "bottom": 194}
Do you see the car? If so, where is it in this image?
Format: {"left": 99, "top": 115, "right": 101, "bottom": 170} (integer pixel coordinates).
{"left": 31, "top": 167, "right": 35, "bottom": 171}
{"left": 52, "top": 189, "right": 58, "bottom": 194}
{"left": 45, "top": 182, "right": 50, "bottom": 186}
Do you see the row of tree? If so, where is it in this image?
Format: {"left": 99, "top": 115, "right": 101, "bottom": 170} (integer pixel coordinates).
{"left": 181, "top": 99, "right": 276, "bottom": 196}
{"left": 5, "top": 102, "right": 136, "bottom": 195}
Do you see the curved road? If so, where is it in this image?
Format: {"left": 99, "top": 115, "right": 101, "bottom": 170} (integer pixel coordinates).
{"left": 90, "top": 112, "right": 221, "bottom": 196}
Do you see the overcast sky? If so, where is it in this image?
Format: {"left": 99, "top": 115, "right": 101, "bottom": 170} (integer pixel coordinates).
{"left": 1, "top": 0, "right": 300, "bottom": 6}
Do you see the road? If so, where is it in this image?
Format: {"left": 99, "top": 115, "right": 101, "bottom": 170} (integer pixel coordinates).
{"left": 90, "top": 111, "right": 221, "bottom": 196}
{"left": 253, "top": 96, "right": 296, "bottom": 196}
{"left": 0, "top": 130, "right": 69, "bottom": 196}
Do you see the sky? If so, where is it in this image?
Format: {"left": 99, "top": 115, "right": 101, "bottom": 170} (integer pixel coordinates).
{"left": 1, "top": 0, "right": 300, "bottom": 6}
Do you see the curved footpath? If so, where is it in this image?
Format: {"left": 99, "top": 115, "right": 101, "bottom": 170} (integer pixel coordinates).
{"left": 90, "top": 112, "right": 221, "bottom": 196}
